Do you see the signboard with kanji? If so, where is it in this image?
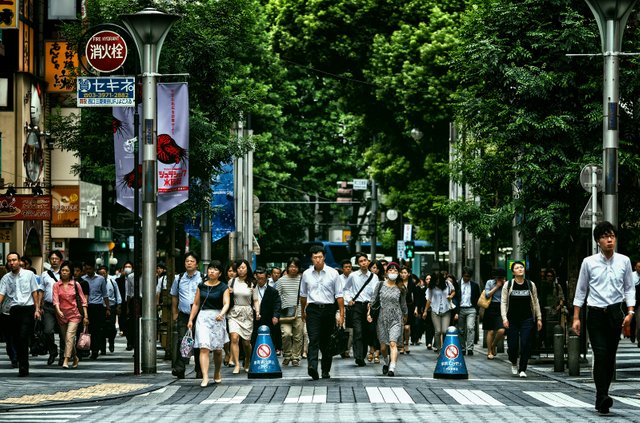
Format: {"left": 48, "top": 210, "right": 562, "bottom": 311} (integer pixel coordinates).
{"left": 77, "top": 76, "right": 135, "bottom": 107}
{"left": 85, "top": 30, "right": 128, "bottom": 73}
{"left": 0, "top": 195, "right": 51, "bottom": 221}
{"left": 45, "top": 41, "right": 79, "bottom": 92}
{"left": 51, "top": 186, "right": 80, "bottom": 227}
{"left": 0, "top": 0, "right": 18, "bottom": 29}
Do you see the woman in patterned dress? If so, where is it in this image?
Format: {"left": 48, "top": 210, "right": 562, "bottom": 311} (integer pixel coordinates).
{"left": 188, "top": 260, "right": 230, "bottom": 387}
{"left": 227, "top": 259, "right": 259, "bottom": 374}
{"left": 367, "top": 262, "right": 407, "bottom": 376}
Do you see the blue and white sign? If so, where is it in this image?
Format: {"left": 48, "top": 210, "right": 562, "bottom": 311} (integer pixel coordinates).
{"left": 77, "top": 76, "right": 135, "bottom": 107}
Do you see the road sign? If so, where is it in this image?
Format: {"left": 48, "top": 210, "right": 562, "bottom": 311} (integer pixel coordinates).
{"left": 579, "top": 164, "right": 602, "bottom": 192}
{"left": 352, "top": 179, "right": 368, "bottom": 190}
{"left": 403, "top": 224, "right": 413, "bottom": 242}
{"left": 397, "top": 240, "right": 405, "bottom": 260}
{"left": 85, "top": 30, "right": 128, "bottom": 73}
{"left": 580, "top": 194, "right": 603, "bottom": 228}
{"left": 77, "top": 76, "right": 135, "bottom": 107}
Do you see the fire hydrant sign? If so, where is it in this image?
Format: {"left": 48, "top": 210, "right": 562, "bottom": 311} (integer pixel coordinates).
{"left": 85, "top": 30, "right": 128, "bottom": 73}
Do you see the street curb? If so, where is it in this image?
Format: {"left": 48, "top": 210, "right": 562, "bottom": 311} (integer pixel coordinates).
{"left": 0, "top": 372, "right": 178, "bottom": 412}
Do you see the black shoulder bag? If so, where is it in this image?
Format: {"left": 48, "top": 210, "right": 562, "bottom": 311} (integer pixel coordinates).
{"left": 345, "top": 273, "right": 376, "bottom": 327}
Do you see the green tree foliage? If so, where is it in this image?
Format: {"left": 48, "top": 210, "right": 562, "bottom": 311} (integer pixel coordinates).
{"left": 450, "top": 0, "right": 640, "bottom": 267}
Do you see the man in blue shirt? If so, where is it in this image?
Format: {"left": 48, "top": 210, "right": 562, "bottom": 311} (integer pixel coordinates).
{"left": 82, "top": 262, "right": 110, "bottom": 360}
{"left": 573, "top": 221, "right": 636, "bottom": 415}
{"left": 170, "top": 252, "right": 202, "bottom": 379}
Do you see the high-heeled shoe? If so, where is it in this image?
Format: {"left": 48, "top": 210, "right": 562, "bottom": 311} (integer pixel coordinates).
{"left": 232, "top": 366, "right": 240, "bottom": 374}
{"left": 62, "top": 362, "right": 69, "bottom": 369}
{"left": 228, "top": 361, "right": 235, "bottom": 367}
{"left": 200, "top": 379, "right": 209, "bottom": 388}
{"left": 214, "top": 372, "right": 222, "bottom": 384}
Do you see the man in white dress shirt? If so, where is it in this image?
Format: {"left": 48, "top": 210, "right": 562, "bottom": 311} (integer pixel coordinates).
{"left": 300, "top": 245, "right": 344, "bottom": 380}
{"left": 572, "top": 221, "right": 635, "bottom": 415}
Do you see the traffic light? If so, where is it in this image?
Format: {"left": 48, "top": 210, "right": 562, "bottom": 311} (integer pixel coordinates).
{"left": 121, "top": 240, "right": 127, "bottom": 249}
{"left": 405, "top": 241, "right": 415, "bottom": 259}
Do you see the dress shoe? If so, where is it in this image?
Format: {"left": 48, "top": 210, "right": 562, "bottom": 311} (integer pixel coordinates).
{"left": 382, "top": 365, "right": 389, "bottom": 375}
{"left": 387, "top": 370, "right": 394, "bottom": 377}
{"left": 597, "top": 396, "right": 613, "bottom": 414}
{"left": 355, "top": 359, "right": 366, "bottom": 367}
{"left": 90, "top": 353, "right": 99, "bottom": 360}
{"left": 57, "top": 357, "right": 64, "bottom": 366}
{"left": 47, "top": 351, "right": 58, "bottom": 365}
{"left": 171, "top": 369, "right": 185, "bottom": 379}
{"left": 109, "top": 343, "right": 115, "bottom": 353}
{"left": 100, "top": 350, "right": 106, "bottom": 356}
{"left": 18, "top": 369, "right": 29, "bottom": 377}
{"left": 321, "top": 372, "right": 330, "bottom": 379}
{"left": 126, "top": 345, "right": 134, "bottom": 351}
{"left": 308, "top": 367, "right": 319, "bottom": 380}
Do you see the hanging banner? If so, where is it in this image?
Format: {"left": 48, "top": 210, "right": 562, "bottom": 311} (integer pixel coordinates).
{"left": 113, "top": 82, "right": 189, "bottom": 216}
{"left": 0, "top": 0, "right": 19, "bottom": 29}
{"left": 211, "top": 162, "right": 235, "bottom": 242}
{"left": 157, "top": 82, "right": 189, "bottom": 216}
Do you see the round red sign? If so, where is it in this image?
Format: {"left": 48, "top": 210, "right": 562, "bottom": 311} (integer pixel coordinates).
{"left": 85, "top": 30, "right": 128, "bottom": 73}
{"left": 256, "top": 344, "right": 271, "bottom": 359}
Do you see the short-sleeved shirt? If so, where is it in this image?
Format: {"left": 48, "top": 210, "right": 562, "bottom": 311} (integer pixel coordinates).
{"left": 170, "top": 271, "right": 202, "bottom": 314}
{"left": 300, "top": 264, "right": 342, "bottom": 305}
{"left": 82, "top": 273, "right": 108, "bottom": 305}
{"left": 484, "top": 279, "right": 503, "bottom": 303}
{"left": 0, "top": 268, "right": 39, "bottom": 308}
{"left": 40, "top": 269, "right": 60, "bottom": 303}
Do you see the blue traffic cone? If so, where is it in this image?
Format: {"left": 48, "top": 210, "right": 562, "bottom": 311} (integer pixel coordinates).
{"left": 433, "top": 326, "right": 469, "bottom": 379}
{"left": 248, "top": 325, "right": 282, "bottom": 379}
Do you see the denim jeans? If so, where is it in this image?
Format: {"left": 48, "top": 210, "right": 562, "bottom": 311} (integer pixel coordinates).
{"left": 506, "top": 317, "right": 534, "bottom": 372}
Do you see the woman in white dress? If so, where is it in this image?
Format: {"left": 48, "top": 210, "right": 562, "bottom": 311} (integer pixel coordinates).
{"left": 227, "top": 259, "right": 259, "bottom": 374}
{"left": 188, "top": 260, "right": 230, "bottom": 387}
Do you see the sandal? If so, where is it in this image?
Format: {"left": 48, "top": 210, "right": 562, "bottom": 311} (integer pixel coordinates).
{"left": 374, "top": 354, "right": 380, "bottom": 364}
{"left": 487, "top": 353, "right": 495, "bottom": 360}
{"left": 367, "top": 353, "right": 373, "bottom": 362}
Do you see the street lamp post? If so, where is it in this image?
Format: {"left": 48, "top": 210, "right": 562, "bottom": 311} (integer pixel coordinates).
{"left": 584, "top": 0, "right": 638, "bottom": 228}
{"left": 121, "top": 7, "right": 179, "bottom": 374}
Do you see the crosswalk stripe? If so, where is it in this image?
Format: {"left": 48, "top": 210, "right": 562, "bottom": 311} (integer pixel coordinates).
{"left": 612, "top": 396, "right": 640, "bottom": 408}
{"left": 444, "top": 389, "right": 505, "bottom": 406}
{"left": 0, "top": 406, "right": 98, "bottom": 422}
{"left": 365, "top": 387, "right": 414, "bottom": 404}
{"left": 284, "top": 386, "right": 327, "bottom": 403}
{"left": 524, "top": 391, "right": 592, "bottom": 407}
{"left": 200, "top": 385, "right": 251, "bottom": 404}
{"left": 365, "top": 387, "right": 385, "bottom": 403}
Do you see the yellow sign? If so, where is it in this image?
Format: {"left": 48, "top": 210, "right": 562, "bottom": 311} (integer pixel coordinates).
{"left": 0, "top": 0, "right": 19, "bottom": 29}
{"left": 45, "top": 41, "right": 79, "bottom": 92}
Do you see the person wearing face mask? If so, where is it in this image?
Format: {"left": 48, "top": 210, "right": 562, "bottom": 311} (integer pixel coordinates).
{"left": 367, "top": 262, "right": 407, "bottom": 376}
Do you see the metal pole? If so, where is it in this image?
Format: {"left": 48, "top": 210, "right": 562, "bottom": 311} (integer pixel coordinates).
{"left": 122, "top": 8, "right": 178, "bottom": 374}
{"left": 133, "top": 99, "right": 141, "bottom": 375}
{"left": 201, "top": 207, "right": 211, "bottom": 270}
{"left": 370, "top": 179, "right": 377, "bottom": 260}
{"left": 591, "top": 168, "right": 598, "bottom": 254}
{"left": 602, "top": 21, "right": 619, "bottom": 227}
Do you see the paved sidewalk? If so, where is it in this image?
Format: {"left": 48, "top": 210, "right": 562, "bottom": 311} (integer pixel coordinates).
{"left": 1, "top": 328, "right": 638, "bottom": 410}
{"left": 0, "top": 335, "right": 174, "bottom": 410}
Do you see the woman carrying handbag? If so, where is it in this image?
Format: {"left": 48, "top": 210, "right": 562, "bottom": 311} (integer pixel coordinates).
{"left": 52, "top": 261, "right": 89, "bottom": 369}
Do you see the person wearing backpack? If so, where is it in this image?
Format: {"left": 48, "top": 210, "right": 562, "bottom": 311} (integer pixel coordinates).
{"left": 500, "top": 261, "right": 542, "bottom": 378}
{"left": 40, "top": 250, "right": 64, "bottom": 365}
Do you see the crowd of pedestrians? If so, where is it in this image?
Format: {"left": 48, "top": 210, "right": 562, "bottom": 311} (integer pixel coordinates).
{"left": 0, "top": 221, "right": 637, "bottom": 417}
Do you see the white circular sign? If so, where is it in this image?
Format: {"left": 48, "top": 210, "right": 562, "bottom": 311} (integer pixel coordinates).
{"left": 386, "top": 209, "right": 398, "bottom": 221}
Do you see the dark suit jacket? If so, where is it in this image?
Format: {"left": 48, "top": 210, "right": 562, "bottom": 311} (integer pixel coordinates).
{"left": 256, "top": 285, "right": 282, "bottom": 322}
{"left": 454, "top": 280, "right": 481, "bottom": 313}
